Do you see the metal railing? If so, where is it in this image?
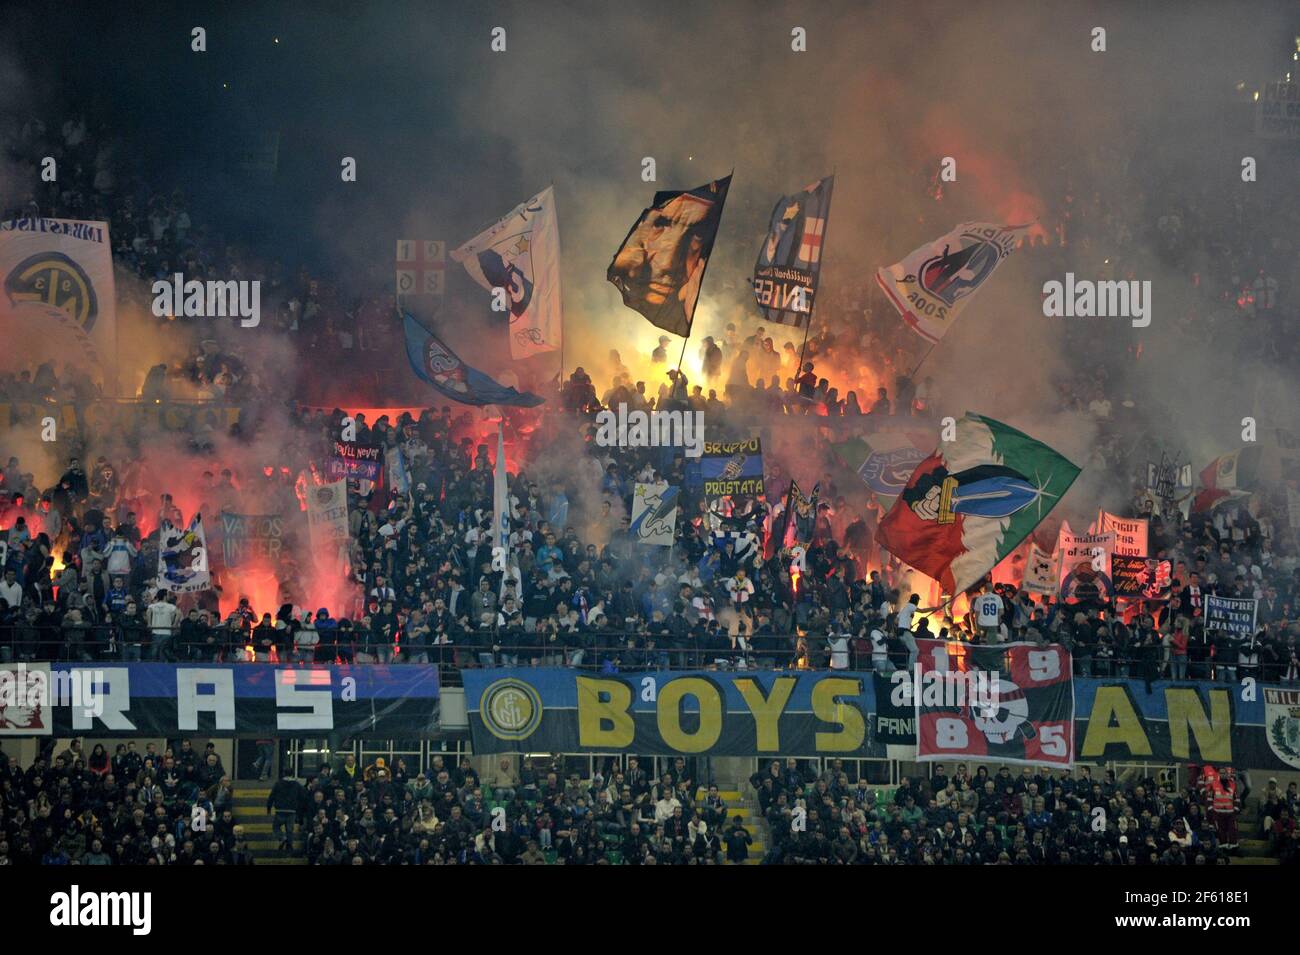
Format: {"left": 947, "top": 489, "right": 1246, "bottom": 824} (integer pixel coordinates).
{"left": 0, "top": 627, "right": 1283, "bottom": 686}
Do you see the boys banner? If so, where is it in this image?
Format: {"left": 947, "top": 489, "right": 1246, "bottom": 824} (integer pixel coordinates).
{"left": 1112, "top": 555, "right": 1172, "bottom": 602}
{"left": 875, "top": 222, "right": 1029, "bottom": 343}
{"left": 631, "top": 482, "right": 678, "bottom": 546}
{"left": 912, "top": 638, "right": 1075, "bottom": 767}
{"left": 450, "top": 186, "right": 562, "bottom": 359}
{"left": 1204, "top": 595, "right": 1258, "bottom": 638}
{"left": 1097, "top": 511, "right": 1147, "bottom": 557}
{"left": 1057, "top": 526, "right": 1114, "bottom": 602}
{"left": 156, "top": 515, "right": 211, "bottom": 594}
{"left": 460, "top": 668, "right": 1300, "bottom": 769}
{"left": 0, "top": 664, "right": 438, "bottom": 737}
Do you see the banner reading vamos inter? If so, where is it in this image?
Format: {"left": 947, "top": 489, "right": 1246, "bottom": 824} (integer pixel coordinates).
{"left": 462, "top": 668, "right": 1300, "bottom": 770}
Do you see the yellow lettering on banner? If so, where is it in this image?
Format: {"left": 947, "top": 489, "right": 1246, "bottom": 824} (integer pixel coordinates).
{"left": 734, "top": 677, "right": 796, "bottom": 751}
{"left": 811, "top": 677, "right": 865, "bottom": 752}
{"left": 576, "top": 677, "right": 634, "bottom": 748}
{"left": 1166, "top": 688, "right": 1232, "bottom": 762}
{"left": 1081, "top": 686, "right": 1152, "bottom": 758}
{"left": 657, "top": 678, "right": 722, "bottom": 753}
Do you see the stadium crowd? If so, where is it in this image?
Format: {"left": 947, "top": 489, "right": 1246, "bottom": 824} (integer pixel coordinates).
{"left": 754, "top": 758, "right": 1299, "bottom": 866}
{"left": 4, "top": 93, "right": 1299, "bottom": 679}
{"left": 3, "top": 740, "right": 1297, "bottom": 865}
{"left": 0, "top": 737, "right": 256, "bottom": 866}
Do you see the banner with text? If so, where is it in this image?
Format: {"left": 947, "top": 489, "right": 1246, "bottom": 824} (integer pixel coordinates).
{"left": 460, "top": 668, "right": 1300, "bottom": 770}
{"left": 1097, "top": 511, "right": 1148, "bottom": 557}
{"left": 0, "top": 663, "right": 439, "bottom": 737}
{"left": 698, "top": 437, "right": 765, "bottom": 500}
{"left": 1112, "top": 555, "right": 1173, "bottom": 602}
{"left": 1204, "top": 595, "right": 1258, "bottom": 638}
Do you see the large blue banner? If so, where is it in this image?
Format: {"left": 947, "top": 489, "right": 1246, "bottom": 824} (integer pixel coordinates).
{"left": 0, "top": 663, "right": 439, "bottom": 737}
{"left": 463, "top": 668, "right": 1297, "bottom": 770}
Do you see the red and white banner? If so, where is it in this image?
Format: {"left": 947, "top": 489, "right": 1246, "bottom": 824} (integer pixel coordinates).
{"left": 913, "top": 639, "right": 1075, "bottom": 767}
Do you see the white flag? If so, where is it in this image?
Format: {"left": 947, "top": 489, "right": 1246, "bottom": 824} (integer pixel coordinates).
{"left": 631, "top": 482, "right": 679, "bottom": 547}
{"left": 156, "top": 514, "right": 211, "bottom": 594}
{"left": 875, "top": 221, "right": 1029, "bottom": 343}
{"left": 493, "top": 423, "right": 511, "bottom": 556}
{"left": 0, "top": 218, "right": 118, "bottom": 374}
{"left": 1057, "top": 527, "right": 1116, "bottom": 602}
{"left": 306, "top": 480, "right": 351, "bottom": 551}
{"left": 1023, "top": 542, "right": 1058, "bottom": 595}
{"left": 452, "top": 186, "right": 562, "bottom": 359}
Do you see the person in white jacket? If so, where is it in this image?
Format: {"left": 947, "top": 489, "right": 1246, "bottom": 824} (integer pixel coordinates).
{"left": 293, "top": 614, "right": 319, "bottom": 663}
{"left": 145, "top": 591, "right": 180, "bottom": 660}
{"left": 104, "top": 533, "right": 137, "bottom": 577}
{"left": 654, "top": 792, "right": 681, "bottom": 824}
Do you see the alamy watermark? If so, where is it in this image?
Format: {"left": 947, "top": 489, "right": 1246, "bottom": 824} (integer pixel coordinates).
{"left": 1042, "top": 273, "right": 1151, "bottom": 328}
{"left": 888, "top": 665, "right": 1001, "bottom": 714}
{"left": 0, "top": 664, "right": 105, "bottom": 726}
{"left": 151, "top": 273, "right": 260, "bottom": 327}
{"left": 594, "top": 402, "right": 705, "bottom": 458}
{"left": 50, "top": 886, "right": 151, "bottom": 935}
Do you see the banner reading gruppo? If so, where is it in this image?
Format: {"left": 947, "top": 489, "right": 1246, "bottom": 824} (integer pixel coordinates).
{"left": 912, "top": 638, "right": 1075, "bottom": 767}
{"left": 698, "top": 437, "right": 764, "bottom": 500}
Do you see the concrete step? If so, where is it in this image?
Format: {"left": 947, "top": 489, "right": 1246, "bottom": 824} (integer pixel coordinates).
{"left": 258, "top": 857, "right": 308, "bottom": 865}
{"left": 697, "top": 790, "right": 743, "bottom": 801}
{"left": 1231, "top": 856, "right": 1279, "bottom": 865}
{"left": 1238, "top": 838, "right": 1270, "bottom": 857}
{"left": 234, "top": 822, "right": 274, "bottom": 834}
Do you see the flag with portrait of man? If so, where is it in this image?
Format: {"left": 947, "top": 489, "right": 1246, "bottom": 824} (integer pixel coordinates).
{"left": 607, "top": 174, "right": 731, "bottom": 337}
{"left": 752, "top": 175, "right": 834, "bottom": 327}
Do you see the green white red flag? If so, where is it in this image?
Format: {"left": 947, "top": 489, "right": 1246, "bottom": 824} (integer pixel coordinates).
{"left": 875, "top": 413, "right": 1080, "bottom": 595}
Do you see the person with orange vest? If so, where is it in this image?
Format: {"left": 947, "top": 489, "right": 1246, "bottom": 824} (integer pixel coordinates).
{"left": 1205, "top": 764, "right": 1239, "bottom": 850}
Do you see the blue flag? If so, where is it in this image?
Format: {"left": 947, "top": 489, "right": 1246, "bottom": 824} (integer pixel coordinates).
{"left": 403, "top": 311, "right": 545, "bottom": 407}
{"left": 753, "top": 174, "right": 834, "bottom": 328}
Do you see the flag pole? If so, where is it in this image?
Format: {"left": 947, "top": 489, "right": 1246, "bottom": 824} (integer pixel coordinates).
{"left": 553, "top": 181, "right": 564, "bottom": 390}
{"left": 674, "top": 169, "right": 734, "bottom": 382}
{"left": 794, "top": 169, "right": 834, "bottom": 405}
{"left": 908, "top": 340, "right": 938, "bottom": 380}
